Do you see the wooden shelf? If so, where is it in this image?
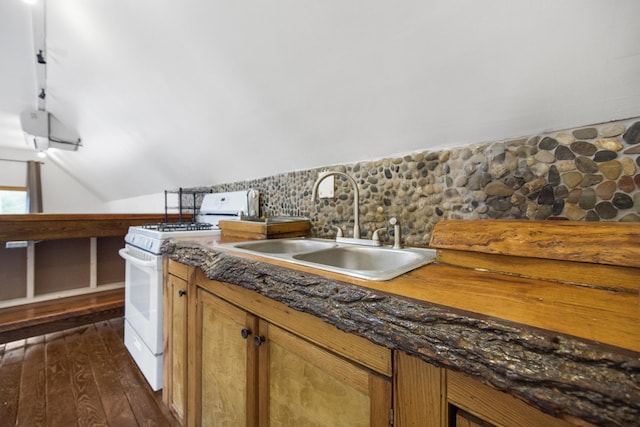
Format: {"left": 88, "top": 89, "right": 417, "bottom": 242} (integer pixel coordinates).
{"left": 0, "top": 288, "right": 124, "bottom": 344}
{"left": 429, "top": 219, "right": 640, "bottom": 268}
{"left": 0, "top": 213, "right": 181, "bottom": 241}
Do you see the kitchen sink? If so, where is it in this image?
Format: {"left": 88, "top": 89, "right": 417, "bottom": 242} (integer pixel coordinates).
{"left": 221, "top": 238, "right": 436, "bottom": 281}
{"left": 233, "top": 238, "right": 337, "bottom": 254}
{"left": 293, "top": 246, "right": 426, "bottom": 271}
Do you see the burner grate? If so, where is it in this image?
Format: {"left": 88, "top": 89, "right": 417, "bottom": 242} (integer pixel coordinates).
{"left": 142, "top": 222, "right": 215, "bottom": 232}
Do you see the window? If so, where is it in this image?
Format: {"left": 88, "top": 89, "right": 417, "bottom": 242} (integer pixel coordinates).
{"left": 0, "top": 186, "right": 28, "bottom": 214}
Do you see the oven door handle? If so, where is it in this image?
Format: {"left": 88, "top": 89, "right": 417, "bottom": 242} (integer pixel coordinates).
{"left": 118, "top": 248, "right": 158, "bottom": 268}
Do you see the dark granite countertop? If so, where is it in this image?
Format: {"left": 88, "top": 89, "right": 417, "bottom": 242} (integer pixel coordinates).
{"left": 162, "top": 239, "right": 640, "bottom": 427}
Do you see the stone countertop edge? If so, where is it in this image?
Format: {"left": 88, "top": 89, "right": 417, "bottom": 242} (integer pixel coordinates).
{"left": 162, "top": 240, "right": 640, "bottom": 427}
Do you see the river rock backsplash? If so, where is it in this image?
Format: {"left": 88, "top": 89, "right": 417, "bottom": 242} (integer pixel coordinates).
{"left": 191, "top": 117, "right": 640, "bottom": 247}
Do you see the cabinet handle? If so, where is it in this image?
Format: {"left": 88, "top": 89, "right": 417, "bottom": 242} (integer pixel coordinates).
{"left": 240, "top": 328, "right": 252, "bottom": 339}
{"left": 178, "top": 290, "right": 186, "bottom": 297}
{"left": 253, "top": 336, "right": 265, "bottom": 347}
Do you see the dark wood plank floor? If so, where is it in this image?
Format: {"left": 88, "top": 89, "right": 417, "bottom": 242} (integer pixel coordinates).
{"left": 0, "top": 317, "right": 179, "bottom": 427}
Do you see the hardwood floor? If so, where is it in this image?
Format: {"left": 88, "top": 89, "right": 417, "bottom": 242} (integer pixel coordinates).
{"left": 0, "top": 317, "right": 179, "bottom": 427}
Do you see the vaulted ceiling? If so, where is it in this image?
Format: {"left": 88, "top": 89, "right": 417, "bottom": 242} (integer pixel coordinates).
{"left": 2, "top": 0, "right": 640, "bottom": 204}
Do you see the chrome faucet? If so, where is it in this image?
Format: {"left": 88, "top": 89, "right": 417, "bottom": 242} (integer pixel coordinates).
{"left": 312, "top": 171, "right": 368, "bottom": 244}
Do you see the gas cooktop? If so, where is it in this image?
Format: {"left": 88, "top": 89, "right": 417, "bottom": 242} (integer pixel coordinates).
{"left": 141, "top": 222, "right": 215, "bottom": 232}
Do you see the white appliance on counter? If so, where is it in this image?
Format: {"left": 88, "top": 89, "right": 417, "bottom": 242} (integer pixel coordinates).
{"left": 118, "top": 189, "right": 258, "bottom": 391}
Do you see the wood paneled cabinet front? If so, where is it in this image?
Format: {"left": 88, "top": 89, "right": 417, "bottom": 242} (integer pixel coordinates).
{"left": 163, "top": 260, "right": 193, "bottom": 425}
{"left": 192, "top": 289, "right": 258, "bottom": 426}
{"left": 190, "top": 286, "right": 393, "bottom": 427}
{"left": 164, "top": 262, "right": 577, "bottom": 427}
{"left": 394, "top": 352, "right": 575, "bottom": 427}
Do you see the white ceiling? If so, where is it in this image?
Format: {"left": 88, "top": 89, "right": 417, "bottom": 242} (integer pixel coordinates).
{"left": 2, "top": 0, "right": 640, "bottom": 203}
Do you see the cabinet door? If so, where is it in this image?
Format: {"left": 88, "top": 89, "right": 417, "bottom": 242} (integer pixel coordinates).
{"left": 163, "top": 273, "right": 189, "bottom": 424}
{"left": 258, "top": 321, "right": 392, "bottom": 427}
{"left": 193, "top": 289, "right": 259, "bottom": 427}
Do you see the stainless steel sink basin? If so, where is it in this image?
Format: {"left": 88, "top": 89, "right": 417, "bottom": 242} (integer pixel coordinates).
{"left": 233, "top": 238, "right": 337, "bottom": 254}
{"left": 293, "top": 245, "right": 426, "bottom": 271}
{"left": 221, "top": 238, "right": 436, "bottom": 281}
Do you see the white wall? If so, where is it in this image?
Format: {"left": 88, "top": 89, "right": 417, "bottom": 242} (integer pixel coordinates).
{"left": 105, "top": 192, "right": 165, "bottom": 214}
{"left": 0, "top": 157, "right": 26, "bottom": 188}
{"left": 3, "top": 1, "right": 640, "bottom": 213}
{"left": 0, "top": 147, "right": 108, "bottom": 213}
{"left": 0, "top": 146, "right": 163, "bottom": 213}
{"left": 40, "top": 0, "right": 640, "bottom": 205}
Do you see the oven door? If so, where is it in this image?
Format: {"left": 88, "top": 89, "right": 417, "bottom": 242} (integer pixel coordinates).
{"left": 119, "top": 244, "right": 163, "bottom": 355}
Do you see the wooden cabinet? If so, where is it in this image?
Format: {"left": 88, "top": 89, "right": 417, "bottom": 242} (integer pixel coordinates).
{"left": 259, "top": 320, "right": 391, "bottom": 426}
{"left": 192, "top": 289, "right": 258, "bottom": 426}
{"left": 164, "top": 262, "right": 393, "bottom": 426}
{"left": 165, "top": 261, "right": 580, "bottom": 427}
{"left": 190, "top": 282, "right": 392, "bottom": 427}
{"left": 394, "top": 352, "right": 574, "bottom": 427}
{"left": 163, "top": 259, "right": 193, "bottom": 425}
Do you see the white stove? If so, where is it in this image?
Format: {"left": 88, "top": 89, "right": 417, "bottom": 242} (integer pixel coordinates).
{"left": 124, "top": 189, "right": 259, "bottom": 254}
{"left": 118, "top": 189, "right": 258, "bottom": 390}
{"left": 124, "top": 222, "right": 219, "bottom": 255}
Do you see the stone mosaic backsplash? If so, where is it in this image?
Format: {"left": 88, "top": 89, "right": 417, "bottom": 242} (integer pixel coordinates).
{"left": 193, "top": 117, "right": 640, "bottom": 247}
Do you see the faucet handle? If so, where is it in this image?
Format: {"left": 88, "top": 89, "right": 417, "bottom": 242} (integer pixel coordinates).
{"left": 372, "top": 228, "right": 386, "bottom": 246}
{"left": 332, "top": 225, "right": 344, "bottom": 238}
{"left": 389, "top": 217, "right": 402, "bottom": 249}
